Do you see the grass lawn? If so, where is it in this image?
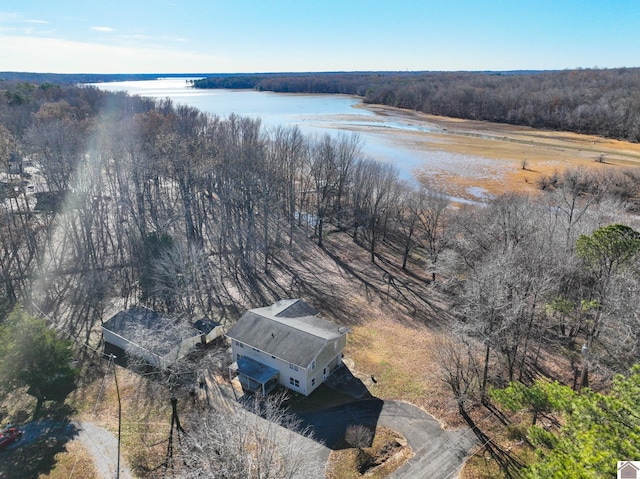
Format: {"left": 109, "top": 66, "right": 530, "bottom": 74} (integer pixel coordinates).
{"left": 346, "top": 317, "right": 462, "bottom": 427}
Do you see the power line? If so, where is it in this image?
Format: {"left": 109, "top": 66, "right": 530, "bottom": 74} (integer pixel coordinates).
{"left": 67, "top": 362, "right": 112, "bottom": 479}
{"left": 30, "top": 301, "right": 110, "bottom": 360}
{"left": 109, "top": 354, "right": 123, "bottom": 479}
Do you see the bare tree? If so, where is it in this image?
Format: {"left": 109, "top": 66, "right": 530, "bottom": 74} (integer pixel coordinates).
{"left": 548, "top": 168, "right": 605, "bottom": 249}
{"left": 177, "top": 393, "right": 322, "bottom": 479}
{"left": 309, "top": 133, "right": 361, "bottom": 247}
{"left": 349, "top": 158, "right": 399, "bottom": 262}
{"left": 267, "top": 126, "right": 308, "bottom": 247}
{"left": 433, "top": 335, "right": 480, "bottom": 424}
{"left": 433, "top": 334, "right": 523, "bottom": 478}
{"left": 395, "top": 183, "right": 424, "bottom": 270}
{"left": 454, "top": 194, "right": 562, "bottom": 391}
{"left": 147, "top": 240, "right": 212, "bottom": 317}
{"left": 25, "top": 114, "right": 86, "bottom": 193}
{"left": 417, "top": 186, "right": 450, "bottom": 281}
{"left": 344, "top": 423, "right": 374, "bottom": 471}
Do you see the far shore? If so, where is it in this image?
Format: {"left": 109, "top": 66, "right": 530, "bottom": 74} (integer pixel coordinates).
{"left": 356, "top": 102, "right": 640, "bottom": 200}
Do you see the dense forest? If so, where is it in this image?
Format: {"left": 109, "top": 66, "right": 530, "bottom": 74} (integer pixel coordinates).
{"left": 2, "top": 79, "right": 640, "bottom": 478}
{"left": 0, "top": 72, "right": 212, "bottom": 85}
{"left": 194, "top": 68, "right": 640, "bottom": 142}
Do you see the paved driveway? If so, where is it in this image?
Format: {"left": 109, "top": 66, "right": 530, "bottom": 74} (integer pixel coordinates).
{"left": 298, "top": 398, "right": 476, "bottom": 479}
{"left": 378, "top": 401, "right": 476, "bottom": 479}
{"left": 205, "top": 369, "right": 477, "bottom": 479}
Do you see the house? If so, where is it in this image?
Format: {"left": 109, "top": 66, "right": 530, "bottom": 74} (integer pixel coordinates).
{"left": 226, "top": 299, "right": 349, "bottom": 396}
{"left": 102, "top": 307, "right": 224, "bottom": 370}
{"left": 619, "top": 462, "right": 640, "bottom": 479}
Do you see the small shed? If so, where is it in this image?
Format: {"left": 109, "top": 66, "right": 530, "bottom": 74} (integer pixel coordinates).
{"left": 102, "top": 307, "right": 224, "bottom": 370}
{"left": 194, "top": 318, "right": 225, "bottom": 345}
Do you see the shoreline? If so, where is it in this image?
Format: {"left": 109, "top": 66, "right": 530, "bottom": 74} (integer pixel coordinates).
{"left": 356, "top": 102, "right": 640, "bottom": 200}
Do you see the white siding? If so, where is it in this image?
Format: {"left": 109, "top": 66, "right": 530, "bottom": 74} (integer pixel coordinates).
{"left": 102, "top": 328, "right": 163, "bottom": 369}
{"left": 230, "top": 333, "right": 347, "bottom": 397}
{"left": 103, "top": 326, "right": 218, "bottom": 370}
{"left": 231, "top": 340, "right": 307, "bottom": 392}
{"left": 304, "top": 336, "right": 346, "bottom": 395}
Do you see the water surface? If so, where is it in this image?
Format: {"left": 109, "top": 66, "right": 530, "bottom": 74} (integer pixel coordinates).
{"left": 92, "top": 78, "right": 489, "bottom": 192}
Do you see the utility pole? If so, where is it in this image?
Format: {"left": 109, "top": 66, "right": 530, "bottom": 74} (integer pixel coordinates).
{"left": 109, "top": 354, "right": 122, "bottom": 479}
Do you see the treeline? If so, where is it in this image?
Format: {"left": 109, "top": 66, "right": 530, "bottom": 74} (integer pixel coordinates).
{"left": 2, "top": 79, "right": 640, "bottom": 373}
{"left": 0, "top": 72, "right": 212, "bottom": 85}
{"left": 194, "top": 68, "right": 640, "bottom": 142}
{"left": 0, "top": 80, "right": 451, "bottom": 330}
{"left": 4, "top": 80, "right": 640, "bottom": 477}
{"left": 193, "top": 71, "right": 407, "bottom": 95}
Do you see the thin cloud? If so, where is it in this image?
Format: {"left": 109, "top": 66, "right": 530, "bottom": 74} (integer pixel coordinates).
{"left": 0, "top": 34, "right": 231, "bottom": 73}
{"left": 0, "top": 13, "right": 53, "bottom": 36}
{"left": 91, "top": 26, "right": 115, "bottom": 32}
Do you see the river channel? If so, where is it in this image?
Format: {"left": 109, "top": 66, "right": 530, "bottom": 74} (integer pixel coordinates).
{"left": 91, "top": 78, "right": 497, "bottom": 200}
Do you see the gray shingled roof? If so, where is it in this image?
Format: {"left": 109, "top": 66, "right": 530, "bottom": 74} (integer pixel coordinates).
{"left": 226, "top": 299, "right": 348, "bottom": 368}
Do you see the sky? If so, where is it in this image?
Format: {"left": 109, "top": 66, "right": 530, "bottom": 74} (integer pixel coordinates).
{"left": 1, "top": 0, "right": 639, "bottom": 74}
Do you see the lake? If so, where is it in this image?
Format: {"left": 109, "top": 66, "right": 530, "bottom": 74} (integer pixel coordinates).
{"left": 91, "top": 78, "right": 494, "bottom": 199}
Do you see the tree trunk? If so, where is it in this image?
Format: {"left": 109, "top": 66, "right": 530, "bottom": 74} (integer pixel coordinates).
{"left": 481, "top": 343, "right": 491, "bottom": 404}
{"left": 317, "top": 217, "right": 324, "bottom": 247}
{"left": 33, "top": 395, "right": 44, "bottom": 420}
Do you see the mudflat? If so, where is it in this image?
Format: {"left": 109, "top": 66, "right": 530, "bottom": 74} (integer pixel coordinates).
{"left": 357, "top": 103, "right": 640, "bottom": 200}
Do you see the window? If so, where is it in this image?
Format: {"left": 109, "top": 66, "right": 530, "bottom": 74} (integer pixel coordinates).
{"left": 289, "top": 363, "right": 299, "bottom": 371}
{"left": 312, "top": 378, "right": 316, "bottom": 387}
{"left": 289, "top": 377, "right": 299, "bottom": 388}
{"left": 235, "top": 340, "right": 244, "bottom": 348}
{"left": 311, "top": 360, "right": 316, "bottom": 371}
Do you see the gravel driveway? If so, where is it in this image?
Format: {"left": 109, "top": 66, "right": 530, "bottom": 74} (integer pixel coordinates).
{"left": 3, "top": 419, "right": 133, "bottom": 479}
{"left": 75, "top": 421, "right": 134, "bottom": 479}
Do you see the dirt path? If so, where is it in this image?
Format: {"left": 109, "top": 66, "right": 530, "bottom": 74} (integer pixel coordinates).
{"left": 75, "top": 421, "right": 134, "bottom": 479}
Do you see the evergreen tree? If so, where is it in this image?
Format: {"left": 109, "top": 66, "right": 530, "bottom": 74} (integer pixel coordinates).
{"left": 0, "top": 306, "right": 77, "bottom": 417}
{"left": 493, "top": 367, "right": 640, "bottom": 478}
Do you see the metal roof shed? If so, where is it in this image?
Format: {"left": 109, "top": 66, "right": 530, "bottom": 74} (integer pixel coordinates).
{"left": 102, "top": 307, "right": 224, "bottom": 370}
